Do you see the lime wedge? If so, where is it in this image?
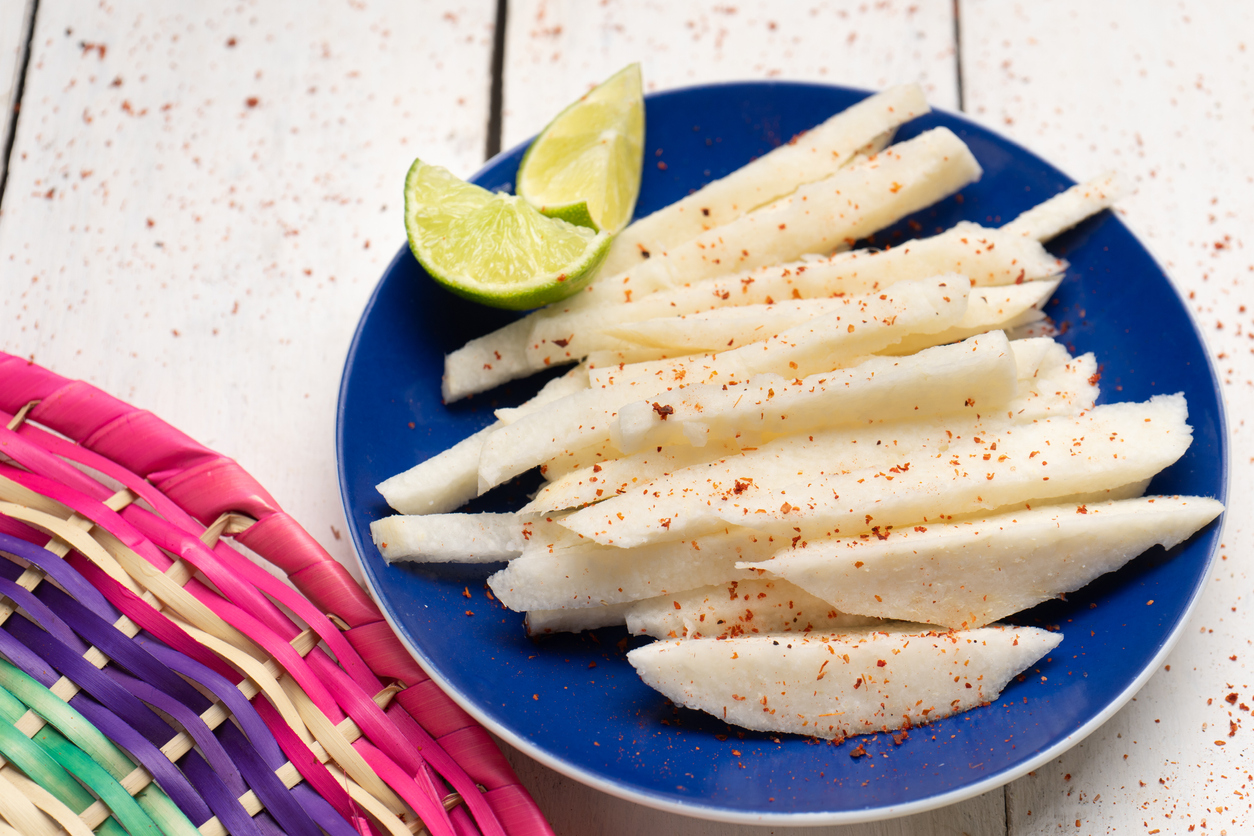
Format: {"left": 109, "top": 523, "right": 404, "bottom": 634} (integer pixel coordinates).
{"left": 404, "top": 159, "right": 611, "bottom": 310}
{"left": 517, "top": 63, "right": 645, "bottom": 234}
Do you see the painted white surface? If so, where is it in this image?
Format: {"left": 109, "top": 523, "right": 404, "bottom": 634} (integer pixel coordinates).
{"left": 962, "top": 1, "right": 1254, "bottom": 833}
{"left": 0, "top": 0, "right": 34, "bottom": 186}
{"left": 1, "top": 0, "right": 1247, "bottom": 834}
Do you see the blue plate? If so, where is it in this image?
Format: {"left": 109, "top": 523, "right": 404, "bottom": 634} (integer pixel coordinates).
{"left": 336, "top": 82, "right": 1227, "bottom": 824}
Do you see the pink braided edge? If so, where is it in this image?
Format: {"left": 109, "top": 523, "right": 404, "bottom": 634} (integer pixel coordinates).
{"left": 0, "top": 352, "right": 553, "bottom": 836}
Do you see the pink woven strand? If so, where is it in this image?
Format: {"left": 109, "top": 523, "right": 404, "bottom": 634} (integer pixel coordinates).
{"left": 352, "top": 740, "right": 457, "bottom": 836}
{"left": 0, "top": 353, "right": 550, "bottom": 836}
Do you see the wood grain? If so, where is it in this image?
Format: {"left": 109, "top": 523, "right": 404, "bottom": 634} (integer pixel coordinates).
{"left": 961, "top": 1, "right": 1253, "bottom": 832}
{"left": 501, "top": 0, "right": 961, "bottom": 149}
{"left": 0, "top": 0, "right": 35, "bottom": 189}
{"left": 0, "top": 0, "right": 496, "bottom": 583}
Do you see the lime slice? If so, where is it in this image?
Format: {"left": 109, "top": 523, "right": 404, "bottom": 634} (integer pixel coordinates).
{"left": 404, "top": 159, "right": 611, "bottom": 310}
{"left": 517, "top": 63, "right": 645, "bottom": 234}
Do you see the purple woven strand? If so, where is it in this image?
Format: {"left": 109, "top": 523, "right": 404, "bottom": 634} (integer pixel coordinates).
{"left": 0, "top": 621, "right": 213, "bottom": 822}
{"left": 107, "top": 671, "right": 248, "bottom": 797}
{"left": 2, "top": 608, "right": 174, "bottom": 744}
{"left": 173, "top": 747, "right": 268, "bottom": 836}
{"left": 286, "top": 783, "right": 365, "bottom": 836}
{"left": 132, "top": 636, "right": 284, "bottom": 766}
{"left": 0, "top": 533, "right": 116, "bottom": 617}
{"left": 214, "top": 717, "right": 327, "bottom": 836}
{"left": 0, "top": 621, "right": 213, "bottom": 824}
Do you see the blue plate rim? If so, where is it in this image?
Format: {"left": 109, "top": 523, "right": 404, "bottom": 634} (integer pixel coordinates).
{"left": 336, "top": 79, "right": 1229, "bottom": 825}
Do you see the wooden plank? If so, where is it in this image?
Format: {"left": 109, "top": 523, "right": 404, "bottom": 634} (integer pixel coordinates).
{"left": 501, "top": 0, "right": 960, "bottom": 149}
{"left": 496, "top": 3, "right": 1008, "bottom": 832}
{"left": 0, "top": 0, "right": 496, "bottom": 580}
{"left": 0, "top": 0, "right": 35, "bottom": 187}
{"left": 961, "top": 2, "right": 1254, "bottom": 833}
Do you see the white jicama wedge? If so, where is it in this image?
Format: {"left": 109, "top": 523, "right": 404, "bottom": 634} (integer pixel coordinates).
{"left": 529, "top": 223, "right": 1063, "bottom": 372}
{"left": 745, "top": 496, "right": 1224, "bottom": 629}
{"left": 602, "top": 275, "right": 972, "bottom": 373}
{"left": 882, "top": 279, "right": 1059, "bottom": 357}
{"left": 1001, "top": 171, "right": 1126, "bottom": 242}
{"left": 625, "top": 578, "right": 884, "bottom": 640}
{"left": 381, "top": 365, "right": 588, "bottom": 513}
{"left": 479, "top": 330, "right": 1016, "bottom": 491}
{"left": 627, "top": 624, "right": 1062, "bottom": 739}
{"left": 442, "top": 170, "right": 1115, "bottom": 402}
{"left": 371, "top": 512, "right": 525, "bottom": 563}
{"left": 601, "top": 83, "right": 929, "bottom": 276}
{"left": 528, "top": 337, "right": 1094, "bottom": 516}
{"left": 525, "top": 603, "right": 638, "bottom": 636}
{"left": 612, "top": 331, "right": 1017, "bottom": 454}
{"left": 486, "top": 529, "right": 779, "bottom": 612}
{"left": 562, "top": 393, "right": 1192, "bottom": 548}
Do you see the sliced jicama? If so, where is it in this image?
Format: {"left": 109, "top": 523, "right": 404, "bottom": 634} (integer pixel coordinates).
{"left": 600, "top": 83, "right": 929, "bottom": 277}
{"left": 371, "top": 512, "right": 525, "bottom": 563}
{"left": 744, "top": 496, "right": 1224, "bottom": 629}
{"left": 443, "top": 170, "right": 1112, "bottom": 401}
{"left": 381, "top": 365, "right": 588, "bottom": 513}
{"left": 624, "top": 578, "right": 884, "bottom": 640}
{"left": 881, "top": 278, "right": 1059, "bottom": 357}
{"left": 526, "top": 603, "right": 636, "bottom": 636}
{"left": 627, "top": 624, "right": 1061, "bottom": 740}
{"left": 486, "top": 529, "right": 777, "bottom": 612}
{"left": 596, "top": 275, "right": 971, "bottom": 383}
{"left": 1001, "top": 171, "right": 1126, "bottom": 242}
{"left": 480, "top": 331, "right": 1016, "bottom": 491}
{"left": 562, "top": 393, "right": 1191, "bottom": 548}
{"left": 527, "top": 338, "right": 1095, "bottom": 516}
{"left": 611, "top": 331, "right": 1017, "bottom": 454}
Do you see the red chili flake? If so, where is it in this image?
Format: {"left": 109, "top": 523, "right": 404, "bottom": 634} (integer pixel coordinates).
{"left": 245, "top": 96, "right": 260, "bottom": 108}
{"left": 733, "top": 478, "right": 752, "bottom": 494}
{"left": 876, "top": 659, "right": 887, "bottom": 667}
{"left": 660, "top": 518, "right": 672, "bottom": 530}
{"left": 553, "top": 337, "right": 571, "bottom": 347}
{"left": 849, "top": 744, "right": 867, "bottom": 758}
{"left": 1226, "top": 693, "right": 1239, "bottom": 704}
{"left": 854, "top": 561, "right": 864, "bottom": 568}
{"left": 853, "top": 677, "right": 863, "bottom": 689}
{"left": 965, "top": 398, "right": 975, "bottom": 407}
{"left": 1076, "top": 504, "right": 1088, "bottom": 514}
{"left": 651, "top": 402, "right": 674, "bottom": 419}
{"left": 657, "top": 161, "right": 668, "bottom": 170}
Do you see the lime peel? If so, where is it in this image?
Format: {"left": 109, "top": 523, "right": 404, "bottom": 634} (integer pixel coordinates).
{"left": 404, "top": 159, "right": 610, "bottom": 311}
{"left": 517, "top": 63, "right": 645, "bottom": 234}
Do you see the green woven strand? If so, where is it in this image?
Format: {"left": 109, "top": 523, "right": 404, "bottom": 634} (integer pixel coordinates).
{"left": 0, "top": 659, "right": 198, "bottom": 835}
{"left": 0, "top": 682, "right": 129, "bottom": 836}
{"left": 0, "top": 718, "right": 94, "bottom": 812}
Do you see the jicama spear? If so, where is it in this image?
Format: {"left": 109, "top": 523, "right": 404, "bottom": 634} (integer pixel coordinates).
{"left": 443, "top": 170, "right": 1121, "bottom": 402}
{"left": 623, "top": 578, "right": 884, "bottom": 639}
{"left": 628, "top": 625, "right": 1061, "bottom": 740}
{"left": 610, "top": 330, "right": 1018, "bottom": 454}
{"left": 372, "top": 512, "right": 525, "bottom": 563}
{"left": 561, "top": 393, "right": 1192, "bottom": 548}
{"left": 486, "top": 529, "right": 778, "bottom": 612}
{"left": 478, "top": 330, "right": 1018, "bottom": 491}
{"left": 375, "top": 363, "right": 588, "bottom": 515}
{"left": 444, "top": 127, "right": 982, "bottom": 401}
{"left": 599, "top": 83, "right": 930, "bottom": 277}
{"left": 743, "top": 496, "right": 1224, "bottom": 629}
{"left": 528, "top": 222, "right": 1063, "bottom": 370}
{"left": 604, "top": 275, "right": 1057, "bottom": 360}
{"left": 524, "top": 338, "right": 1097, "bottom": 515}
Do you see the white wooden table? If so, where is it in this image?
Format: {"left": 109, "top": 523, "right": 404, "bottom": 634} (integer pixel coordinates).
{"left": 2, "top": 2, "right": 1249, "bottom": 833}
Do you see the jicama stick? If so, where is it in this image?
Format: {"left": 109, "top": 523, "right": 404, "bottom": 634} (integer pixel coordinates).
{"left": 744, "top": 496, "right": 1223, "bottom": 629}
{"left": 443, "top": 172, "right": 1116, "bottom": 401}
{"left": 624, "top": 578, "right": 883, "bottom": 639}
{"left": 628, "top": 625, "right": 1061, "bottom": 739}
{"left": 561, "top": 393, "right": 1191, "bottom": 548}
{"left": 611, "top": 331, "right": 1017, "bottom": 454}
{"left": 524, "top": 338, "right": 1096, "bottom": 516}
{"left": 600, "top": 83, "right": 930, "bottom": 276}
{"left": 371, "top": 513, "right": 525, "bottom": 563}
{"left": 378, "top": 365, "right": 587, "bottom": 514}
{"left": 486, "top": 529, "right": 776, "bottom": 612}
{"left": 478, "top": 331, "right": 1017, "bottom": 491}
